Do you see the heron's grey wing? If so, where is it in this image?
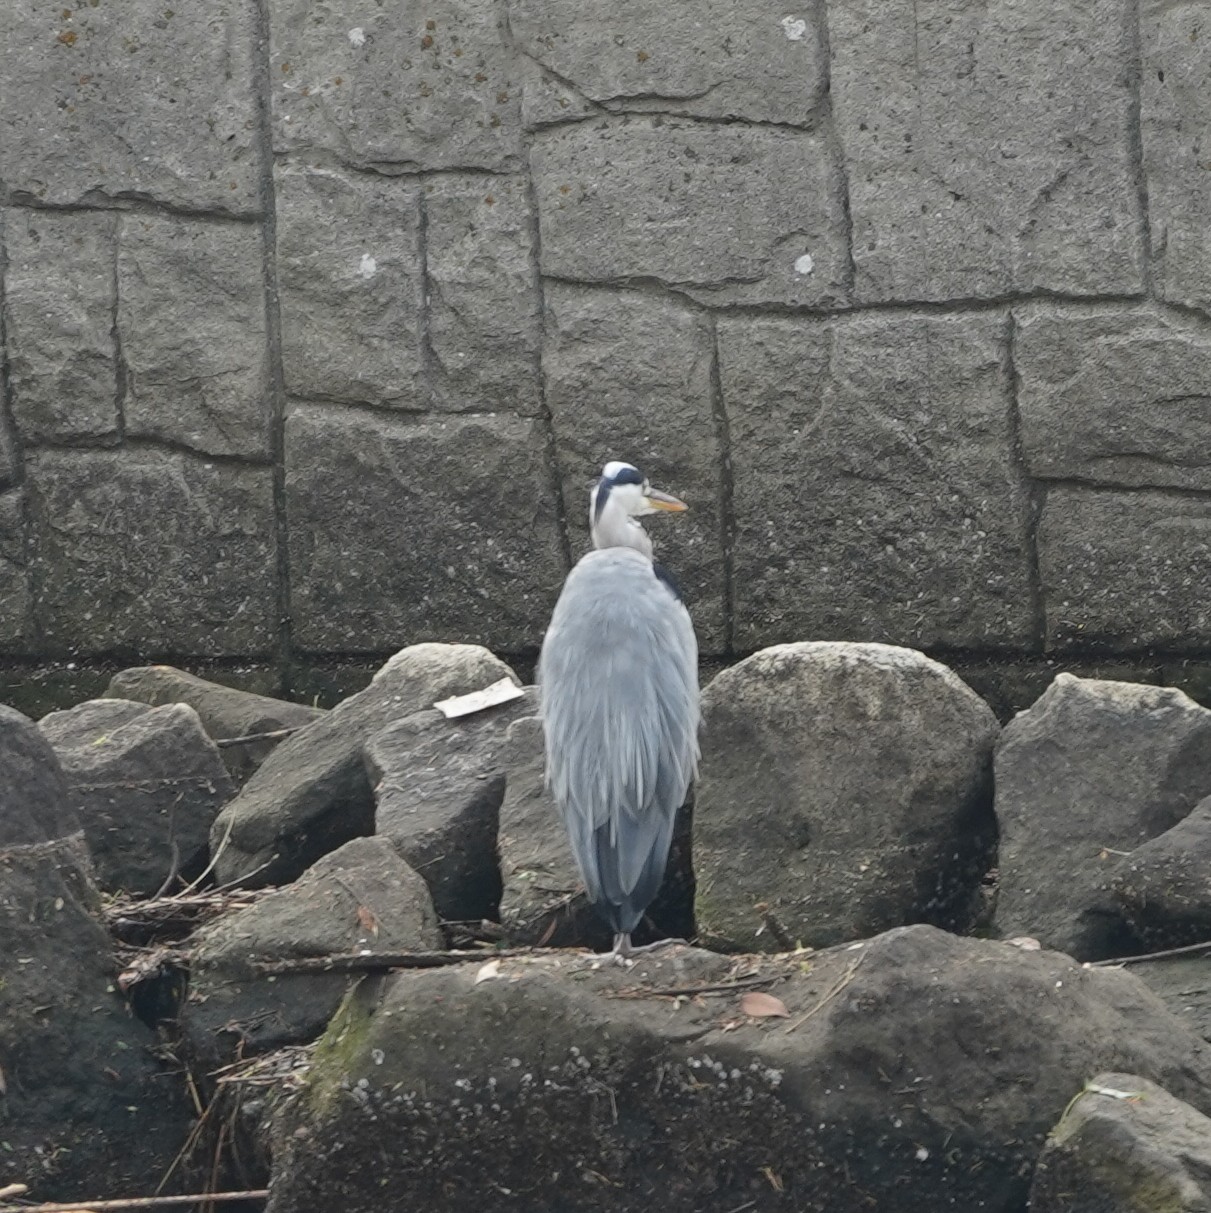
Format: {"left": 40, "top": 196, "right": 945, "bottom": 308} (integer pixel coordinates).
{"left": 538, "top": 549, "right": 699, "bottom": 922}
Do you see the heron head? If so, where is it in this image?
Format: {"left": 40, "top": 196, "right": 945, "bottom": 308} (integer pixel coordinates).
{"left": 593, "top": 460, "right": 688, "bottom": 519}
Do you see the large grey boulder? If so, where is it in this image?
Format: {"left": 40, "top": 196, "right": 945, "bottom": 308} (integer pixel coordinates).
{"left": 183, "top": 836, "right": 441, "bottom": 1066}
{"left": 212, "top": 645, "right": 520, "bottom": 887}
{"left": 263, "top": 926, "right": 1211, "bottom": 1213}
{"left": 41, "top": 699, "right": 234, "bottom": 896}
{"left": 0, "top": 703, "right": 81, "bottom": 846}
{"left": 1110, "top": 797, "right": 1211, "bottom": 950}
{"left": 497, "top": 716, "right": 694, "bottom": 950}
{"left": 694, "top": 643, "right": 998, "bottom": 952}
{"left": 1031, "top": 1073, "right": 1211, "bottom": 1213}
{"left": 364, "top": 689, "right": 537, "bottom": 924}
{"left": 994, "top": 675, "right": 1211, "bottom": 960}
{"left": 106, "top": 664, "right": 324, "bottom": 785}
{"left": 1126, "top": 954, "right": 1211, "bottom": 1045}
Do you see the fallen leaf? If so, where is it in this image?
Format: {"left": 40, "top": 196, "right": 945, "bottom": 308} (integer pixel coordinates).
{"left": 1005, "top": 936, "right": 1041, "bottom": 951}
{"left": 740, "top": 991, "right": 789, "bottom": 1018}
{"left": 0, "top": 1063, "right": 6, "bottom": 1095}
{"left": 356, "top": 905, "right": 379, "bottom": 937}
{"left": 475, "top": 960, "right": 501, "bottom": 984}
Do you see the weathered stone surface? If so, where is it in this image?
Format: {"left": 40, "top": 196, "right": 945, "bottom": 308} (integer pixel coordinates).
{"left": 185, "top": 836, "right": 441, "bottom": 1064}
{"left": 0, "top": 492, "right": 30, "bottom": 654}
{"left": 270, "top": 0, "right": 522, "bottom": 171}
{"left": 1111, "top": 798, "right": 1211, "bottom": 951}
{"left": 40, "top": 700, "right": 234, "bottom": 895}
{"left": 532, "top": 116, "right": 848, "bottom": 306}
{"left": 0, "top": 703, "right": 79, "bottom": 846}
{"left": 425, "top": 174, "right": 540, "bottom": 414}
{"left": 118, "top": 214, "right": 269, "bottom": 458}
{"left": 718, "top": 312, "right": 1035, "bottom": 651}
{"left": 0, "top": 841, "right": 192, "bottom": 1201}
{"left": 0, "top": 0, "right": 259, "bottom": 214}
{"left": 1143, "top": 0, "right": 1211, "bottom": 313}
{"left": 509, "top": 0, "right": 826, "bottom": 124}
{"left": 518, "top": 56, "right": 599, "bottom": 129}
{"left": 544, "top": 285, "right": 724, "bottom": 649}
{"left": 994, "top": 675, "right": 1211, "bottom": 960}
{"left": 1130, "top": 954, "right": 1211, "bottom": 1045}
{"left": 3, "top": 208, "right": 118, "bottom": 443}
{"left": 263, "top": 927, "right": 1211, "bottom": 1213}
{"left": 26, "top": 448, "right": 277, "bottom": 657}
{"left": 695, "top": 644, "right": 998, "bottom": 952}
{"left": 286, "top": 407, "right": 566, "bottom": 653}
{"left": 1031, "top": 1073, "right": 1211, "bottom": 1213}
{"left": 830, "top": 0, "right": 1142, "bottom": 301}
{"left": 364, "top": 688, "right": 537, "bottom": 923}
{"left": 1039, "top": 487, "right": 1211, "bottom": 652}
{"left": 275, "top": 163, "right": 424, "bottom": 406}
{"left": 106, "top": 665, "right": 324, "bottom": 786}
{"left": 212, "top": 644, "right": 519, "bottom": 887}
{"left": 1017, "top": 305, "right": 1211, "bottom": 491}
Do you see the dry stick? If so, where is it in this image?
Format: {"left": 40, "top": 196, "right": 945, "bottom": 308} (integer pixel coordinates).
{"left": 1090, "top": 939, "right": 1211, "bottom": 968}
{"left": 784, "top": 953, "right": 865, "bottom": 1034}
{"left": 253, "top": 946, "right": 577, "bottom": 975}
{"left": 214, "top": 728, "right": 300, "bottom": 749}
{"left": 0, "top": 1193, "right": 268, "bottom": 1212}
{"left": 607, "top": 974, "right": 778, "bottom": 1000}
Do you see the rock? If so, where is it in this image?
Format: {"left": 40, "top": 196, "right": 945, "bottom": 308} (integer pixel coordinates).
{"left": 0, "top": 839, "right": 194, "bottom": 1201}
{"left": 1030, "top": 1073, "right": 1211, "bottom": 1213}
{"left": 543, "top": 285, "right": 724, "bottom": 650}
{"left": 519, "top": 57, "right": 600, "bottom": 130}
{"left": 364, "top": 688, "right": 537, "bottom": 924}
{"left": 212, "top": 644, "right": 520, "bottom": 887}
{"left": 508, "top": 0, "right": 826, "bottom": 125}
{"left": 0, "top": 493, "right": 30, "bottom": 653}
{"left": 26, "top": 447, "right": 277, "bottom": 656}
{"left": 1016, "top": 304, "right": 1211, "bottom": 491}
{"left": 531, "top": 116, "right": 848, "bottom": 307}
{"left": 498, "top": 716, "right": 694, "bottom": 951}
{"left": 269, "top": 0, "right": 523, "bottom": 171}
{"left": 0, "top": 0, "right": 260, "bottom": 214}
{"left": 1110, "top": 798, "right": 1211, "bottom": 950}
{"left": 424, "top": 173, "right": 541, "bottom": 415}
{"left": 830, "top": 0, "right": 1141, "bottom": 302}
{"left": 1039, "top": 487, "right": 1211, "bottom": 653}
{"left": 105, "top": 664, "right": 324, "bottom": 785}
{"left": 1126, "top": 954, "right": 1211, "bottom": 1045}
{"left": 40, "top": 700, "right": 235, "bottom": 896}
{"left": 184, "top": 836, "right": 441, "bottom": 1066}
{"left": 1143, "top": 0, "right": 1211, "bottom": 313}
{"left": 117, "top": 213, "right": 270, "bottom": 459}
{"left": 262, "top": 926, "right": 1211, "bottom": 1213}
{"left": 3, "top": 207, "right": 119, "bottom": 444}
{"left": 0, "top": 703, "right": 80, "bottom": 846}
{"left": 275, "top": 163, "right": 424, "bottom": 406}
{"left": 717, "top": 312, "right": 1035, "bottom": 652}
{"left": 694, "top": 644, "right": 998, "bottom": 952}
{"left": 994, "top": 675, "right": 1211, "bottom": 960}
{"left": 285, "top": 407, "right": 567, "bottom": 653}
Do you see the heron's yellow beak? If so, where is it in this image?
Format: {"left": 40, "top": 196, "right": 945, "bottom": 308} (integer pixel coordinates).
{"left": 644, "top": 489, "right": 688, "bottom": 512}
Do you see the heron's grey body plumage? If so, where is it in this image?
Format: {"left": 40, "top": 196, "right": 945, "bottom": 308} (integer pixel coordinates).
{"left": 538, "top": 463, "right": 699, "bottom": 953}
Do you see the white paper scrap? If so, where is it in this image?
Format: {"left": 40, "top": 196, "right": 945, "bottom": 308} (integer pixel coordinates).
{"left": 434, "top": 677, "right": 526, "bottom": 719}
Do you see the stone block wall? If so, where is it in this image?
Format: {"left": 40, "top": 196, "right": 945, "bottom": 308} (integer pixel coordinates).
{"left": 1, "top": 0, "right": 1209, "bottom": 672}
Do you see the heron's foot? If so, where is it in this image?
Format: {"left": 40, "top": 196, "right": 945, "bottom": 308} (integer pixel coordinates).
{"left": 610, "top": 934, "right": 687, "bottom": 963}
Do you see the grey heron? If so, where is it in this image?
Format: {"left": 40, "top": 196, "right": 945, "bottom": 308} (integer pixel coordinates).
{"left": 538, "top": 460, "right": 700, "bottom": 958}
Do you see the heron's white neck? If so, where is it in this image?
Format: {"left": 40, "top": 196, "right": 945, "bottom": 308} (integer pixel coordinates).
{"left": 590, "top": 490, "right": 653, "bottom": 559}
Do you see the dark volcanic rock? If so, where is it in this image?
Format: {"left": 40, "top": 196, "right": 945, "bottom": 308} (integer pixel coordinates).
{"left": 364, "top": 689, "right": 537, "bottom": 924}
{"left": 211, "top": 644, "right": 519, "bottom": 888}
{"left": 694, "top": 643, "right": 999, "bottom": 952}
{"left": 184, "top": 836, "right": 441, "bottom": 1066}
{"left": 263, "top": 926, "right": 1211, "bottom": 1213}
{"left": 1030, "top": 1073, "right": 1211, "bottom": 1213}
{"left": 0, "top": 703, "right": 80, "bottom": 845}
{"left": 995, "top": 674, "right": 1211, "bottom": 960}
{"left": 40, "top": 699, "right": 234, "bottom": 895}
{"left": 497, "top": 716, "right": 694, "bottom": 950}
{"left": 1111, "top": 797, "right": 1211, "bottom": 950}
{"left": 106, "top": 664, "right": 324, "bottom": 785}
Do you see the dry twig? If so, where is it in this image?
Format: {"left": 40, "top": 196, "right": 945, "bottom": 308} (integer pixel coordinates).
{"left": 253, "top": 946, "right": 575, "bottom": 975}
{"left": 0, "top": 1192, "right": 267, "bottom": 1212}
{"left": 1090, "top": 939, "right": 1211, "bottom": 968}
